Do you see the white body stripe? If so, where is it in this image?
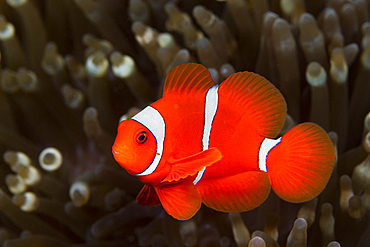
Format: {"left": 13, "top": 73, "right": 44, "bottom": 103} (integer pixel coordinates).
{"left": 132, "top": 106, "right": 165, "bottom": 176}
{"left": 258, "top": 137, "right": 282, "bottom": 172}
{"left": 202, "top": 85, "right": 219, "bottom": 150}
{"left": 193, "top": 85, "right": 219, "bottom": 185}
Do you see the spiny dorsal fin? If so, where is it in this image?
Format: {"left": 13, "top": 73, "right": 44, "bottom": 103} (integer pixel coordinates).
{"left": 163, "top": 63, "right": 215, "bottom": 97}
{"left": 220, "top": 72, "right": 287, "bottom": 138}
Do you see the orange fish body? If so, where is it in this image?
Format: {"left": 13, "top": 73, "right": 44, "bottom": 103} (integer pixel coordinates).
{"left": 112, "top": 63, "right": 335, "bottom": 220}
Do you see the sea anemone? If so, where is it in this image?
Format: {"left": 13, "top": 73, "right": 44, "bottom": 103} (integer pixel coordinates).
{"left": 0, "top": 0, "right": 369, "bottom": 246}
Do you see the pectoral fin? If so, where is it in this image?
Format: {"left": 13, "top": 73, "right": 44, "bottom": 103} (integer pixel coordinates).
{"left": 161, "top": 147, "right": 222, "bottom": 183}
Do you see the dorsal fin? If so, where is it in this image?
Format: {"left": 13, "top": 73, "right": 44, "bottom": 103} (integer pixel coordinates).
{"left": 220, "top": 72, "right": 287, "bottom": 138}
{"left": 163, "top": 63, "right": 215, "bottom": 97}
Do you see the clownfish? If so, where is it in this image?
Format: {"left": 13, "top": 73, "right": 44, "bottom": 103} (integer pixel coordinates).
{"left": 112, "top": 63, "right": 335, "bottom": 220}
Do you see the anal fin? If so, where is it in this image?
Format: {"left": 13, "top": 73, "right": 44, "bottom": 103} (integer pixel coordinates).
{"left": 197, "top": 171, "right": 271, "bottom": 213}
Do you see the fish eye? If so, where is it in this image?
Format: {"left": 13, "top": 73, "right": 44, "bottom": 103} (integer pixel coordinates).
{"left": 136, "top": 131, "right": 148, "bottom": 144}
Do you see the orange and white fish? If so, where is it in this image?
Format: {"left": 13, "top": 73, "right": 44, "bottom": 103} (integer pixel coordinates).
{"left": 112, "top": 63, "right": 335, "bottom": 220}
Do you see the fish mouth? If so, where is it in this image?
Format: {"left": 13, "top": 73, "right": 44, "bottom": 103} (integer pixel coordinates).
{"left": 112, "top": 146, "right": 135, "bottom": 161}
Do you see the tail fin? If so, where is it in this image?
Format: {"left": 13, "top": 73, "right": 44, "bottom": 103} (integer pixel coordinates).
{"left": 266, "top": 123, "right": 335, "bottom": 203}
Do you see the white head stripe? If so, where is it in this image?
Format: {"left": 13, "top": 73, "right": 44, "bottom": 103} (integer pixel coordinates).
{"left": 193, "top": 85, "right": 219, "bottom": 185}
{"left": 132, "top": 106, "right": 165, "bottom": 176}
{"left": 258, "top": 137, "right": 282, "bottom": 172}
